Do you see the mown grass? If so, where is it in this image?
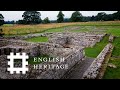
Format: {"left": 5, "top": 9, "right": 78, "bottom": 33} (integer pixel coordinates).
{"left": 112, "top": 37, "right": 120, "bottom": 57}
{"left": 44, "top": 27, "right": 65, "bottom": 33}
{"left": 103, "top": 37, "right": 120, "bottom": 79}
{"left": 106, "top": 26, "right": 120, "bottom": 36}
{"left": 103, "top": 58, "right": 120, "bottom": 79}
{"left": 25, "top": 36, "right": 49, "bottom": 42}
{"left": 84, "top": 35, "right": 109, "bottom": 58}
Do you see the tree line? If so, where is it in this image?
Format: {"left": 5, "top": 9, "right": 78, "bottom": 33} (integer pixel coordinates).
{"left": 1, "top": 11, "right": 120, "bottom": 25}
{"left": 16, "top": 11, "right": 120, "bottom": 24}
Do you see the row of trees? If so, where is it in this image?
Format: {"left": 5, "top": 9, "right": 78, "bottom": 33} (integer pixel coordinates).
{"left": 16, "top": 11, "right": 50, "bottom": 24}
{"left": 1, "top": 11, "right": 120, "bottom": 25}
{"left": 17, "top": 11, "right": 120, "bottom": 24}
{"left": 18, "top": 11, "right": 83, "bottom": 24}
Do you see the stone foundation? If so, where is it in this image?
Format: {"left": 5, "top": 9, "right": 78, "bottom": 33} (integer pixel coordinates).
{"left": 82, "top": 43, "right": 113, "bottom": 79}
{"left": 0, "top": 32, "right": 106, "bottom": 79}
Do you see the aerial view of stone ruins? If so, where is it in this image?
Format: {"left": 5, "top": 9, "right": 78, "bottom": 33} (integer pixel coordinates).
{"left": 0, "top": 11, "right": 120, "bottom": 79}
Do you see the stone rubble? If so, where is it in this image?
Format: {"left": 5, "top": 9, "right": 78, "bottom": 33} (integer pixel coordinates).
{"left": 0, "top": 32, "right": 106, "bottom": 79}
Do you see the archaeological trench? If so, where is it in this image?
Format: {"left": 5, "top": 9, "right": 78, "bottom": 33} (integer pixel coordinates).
{"left": 0, "top": 32, "right": 113, "bottom": 79}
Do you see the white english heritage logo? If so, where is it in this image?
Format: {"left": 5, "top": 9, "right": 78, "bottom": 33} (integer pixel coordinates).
{"left": 7, "top": 52, "right": 29, "bottom": 74}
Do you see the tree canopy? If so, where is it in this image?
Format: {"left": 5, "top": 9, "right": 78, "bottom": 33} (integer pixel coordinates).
{"left": 0, "top": 14, "right": 4, "bottom": 26}
{"left": 70, "top": 11, "right": 83, "bottom": 22}
{"left": 22, "top": 11, "right": 42, "bottom": 24}
{"left": 42, "top": 17, "right": 50, "bottom": 24}
{"left": 0, "top": 13, "right": 4, "bottom": 37}
{"left": 57, "top": 11, "right": 64, "bottom": 23}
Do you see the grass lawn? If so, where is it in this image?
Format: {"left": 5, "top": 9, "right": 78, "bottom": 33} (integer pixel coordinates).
{"left": 44, "top": 27, "right": 65, "bottom": 33}
{"left": 112, "top": 37, "right": 120, "bottom": 57}
{"left": 84, "top": 35, "right": 109, "bottom": 58}
{"left": 25, "top": 36, "right": 49, "bottom": 42}
{"left": 103, "top": 37, "right": 120, "bottom": 79}
{"left": 106, "top": 26, "right": 120, "bottom": 36}
{"left": 103, "top": 58, "right": 120, "bottom": 79}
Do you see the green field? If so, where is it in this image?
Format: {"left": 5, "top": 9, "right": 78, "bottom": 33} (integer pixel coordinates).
{"left": 112, "top": 37, "right": 120, "bottom": 57}
{"left": 103, "top": 58, "right": 120, "bottom": 79}
{"left": 25, "top": 36, "right": 49, "bottom": 42}
{"left": 103, "top": 37, "right": 120, "bottom": 79}
{"left": 2, "top": 21, "right": 120, "bottom": 36}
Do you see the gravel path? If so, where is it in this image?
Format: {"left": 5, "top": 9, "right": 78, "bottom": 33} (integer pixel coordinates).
{"left": 61, "top": 57, "right": 95, "bottom": 79}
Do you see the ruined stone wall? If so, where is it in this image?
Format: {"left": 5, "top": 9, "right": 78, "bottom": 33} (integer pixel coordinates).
{"left": 0, "top": 45, "right": 85, "bottom": 79}
{"left": 0, "top": 39, "right": 9, "bottom": 47}
{"left": 82, "top": 43, "right": 113, "bottom": 79}
{"left": 49, "top": 32, "right": 105, "bottom": 47}
{"left": 37, "top": 46, "right": 84, "bottom": 79}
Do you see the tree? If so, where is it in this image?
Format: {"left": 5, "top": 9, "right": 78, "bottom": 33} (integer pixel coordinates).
{"left": 57, "top": 11, "right": 64, "bottom": 23}
{"left": 70, "top": 11, "right": 83, "bottom": 22}
{"left": 90, "top": 16, "right": 95, "bottom": 21}
{"left": 0, "top": 13, "right": 4, "bottom": 37}
{"left": 16, "top": 20, "right": 26, "bottom": 24}
{"left": 113, "top": 11, "right": 120, "bottom": 20}
{"left": 0, "top": 14, "right": 4, "bottom": 26}
{"left": 22, "top": 11, "right": 42, "bottom": 24}
{"left": 95, "top": 12, "right": 106, "bottom": 21}
{"left": 42, "top": 17, "right": 50, "bottom": 24}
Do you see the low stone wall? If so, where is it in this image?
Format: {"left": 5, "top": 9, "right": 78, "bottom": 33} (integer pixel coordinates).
{"left": 49, "top": 32, "right": 105, "bottom": 47}
{"left": 37, "top": 46, "right": 84, "bottom": 79}
{"left": 82, "top": 43, "right": 113, "bottom": 79}
{"left": 0, "top": 39, "right": 9, "bottom": 47}
{"left": 109, "top": 35, "right": 114, "bottom": 43}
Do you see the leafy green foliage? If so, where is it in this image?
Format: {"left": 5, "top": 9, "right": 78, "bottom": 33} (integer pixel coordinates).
{"left": 70, "top": 11, "right": 83, "bottom": 22}
{"left": 57, "top": 11, "right": 64, "bottom": 23}
{"left": 22, "top": 11, "right": 42, "bottom": 24}
{"left": 42, "top": 17, "right": 50, "bottom": 24}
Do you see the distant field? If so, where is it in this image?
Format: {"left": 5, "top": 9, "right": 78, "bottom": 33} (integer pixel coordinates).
{"left": 2, "top": 21, "right": 120, "bottom": 36}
